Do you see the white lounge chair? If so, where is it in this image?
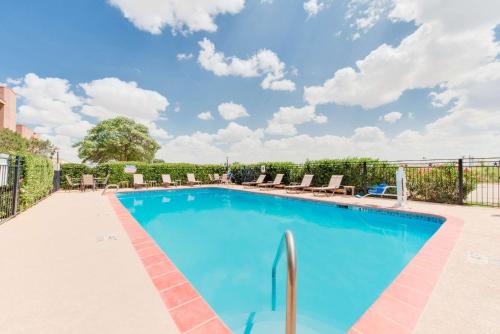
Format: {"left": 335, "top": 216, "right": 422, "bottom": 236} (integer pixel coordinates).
{"left": 161, "top": 174, "right": 177, "bottom": 187}
{"left": 242, "top": 174, "right": 266, "bottom": 187}
{"left": 186, "top": 173, "right": 202, "bottom": 186}
{"left": 133, "top": 174, "right": 146, "bottom": 189}
{"left": 258, "top": 174, "right": 284, "bottom": 190}
{"left": 285, "top": 174, "right": 314, "bottom": 193}
{"left": 310, "top": 175, "right": 344, "bottom": 196}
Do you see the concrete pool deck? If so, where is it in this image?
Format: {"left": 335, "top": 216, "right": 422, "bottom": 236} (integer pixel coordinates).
{"left": 1, "top": 186, "right": 499, "bottom": 333}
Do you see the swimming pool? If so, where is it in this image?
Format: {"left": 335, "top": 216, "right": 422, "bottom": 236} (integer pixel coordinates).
{"left": 117, "top": 188, "right": 443, "bottom": 333}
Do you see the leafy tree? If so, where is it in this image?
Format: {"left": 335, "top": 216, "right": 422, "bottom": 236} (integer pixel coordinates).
{"left": 28, "top": 137, "right": 56, "bottom": 157}
{"left": 0, "top": 129, "right": 28, "bottom": 153}
{"left": 74, "top": 117, "right": 160, "bottom": 163}
{"left": 0, "top": 129, "right": 55, "bottom": 157}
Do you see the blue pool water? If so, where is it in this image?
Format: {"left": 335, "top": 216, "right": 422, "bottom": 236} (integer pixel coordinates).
{"left": 117, "top": 188, "right": 442, "bottom": 333}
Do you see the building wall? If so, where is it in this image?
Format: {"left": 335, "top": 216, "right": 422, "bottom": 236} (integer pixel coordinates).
{"left": 16, "top": 124, "right": 35, "bottom": 140}
{"left": 0, "top": 86, "right": 17, "bottom": 131}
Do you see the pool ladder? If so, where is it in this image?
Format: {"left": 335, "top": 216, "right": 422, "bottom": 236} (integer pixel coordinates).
{"left": 271, "top": 230, "right": 297, "bottom": 334}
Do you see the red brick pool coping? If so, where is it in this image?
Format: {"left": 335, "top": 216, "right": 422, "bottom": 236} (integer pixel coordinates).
{"left": 108, "top": 188, "right": 464, "bottom": 334}
{"left": 349, "top": 214, "right": 464, "bottom": 334}
{"left": 107, "top": 194, "right": 232, "bottom": 334}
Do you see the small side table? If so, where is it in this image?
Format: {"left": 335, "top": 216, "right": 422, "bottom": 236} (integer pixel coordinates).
{"left": 175, "top": 180, "right": 182, "bottom": 186}
{"left": 147, "top": 180, "right": 158, "bottom": 188}
{"left": 343, "top": 185, "right": 356, "bottom": 196}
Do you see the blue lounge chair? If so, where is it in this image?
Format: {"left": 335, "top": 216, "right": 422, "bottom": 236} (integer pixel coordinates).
{"left": 356, "top": 184, "right": 397, "bottom": 198}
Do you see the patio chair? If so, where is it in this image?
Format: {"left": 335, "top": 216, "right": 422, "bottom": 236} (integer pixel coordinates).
{"left": 242, "top": 174, "right": 266, "bottom": 187}
{"left": 355, "top": 184, "right": 397, "bottom": 198}
{"left": 133, "top": 174, "right": 147, "bottom": 189}
{"left": 213, "top": 173, "right": 222, "bottom": 183}
{"left": 161, "top": 174, "right": 177, "bottom": 187}
{"left": 81, "top": 174, "right": 95, "bottom": 191}
{"left": 310, "top": 175, "right": 344, "bottom": 197}
{"left": 258, "top": 174, "right": 284, "bottom": 190}
{"left": 186, "top": 173, "right": 202, "bottom": 186}
{"left": 285, "top": 174, "right": 314, "bottom": 194}
{"left": 65, "top": 175, "right": 80, "bottom": 191}
{"left": 96, "top": 174, "right": 109, "bottom": 189}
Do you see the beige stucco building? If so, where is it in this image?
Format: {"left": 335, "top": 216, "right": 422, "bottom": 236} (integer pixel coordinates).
{"left": 0, "top": 85, "right": 37, "bottom": 140}
{"left": 0, "top": 86, "right": 17, "bottom": 132}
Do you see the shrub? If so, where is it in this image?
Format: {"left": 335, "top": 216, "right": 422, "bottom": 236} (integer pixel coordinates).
{"left": 19, "top": 154, "right": 54, "bottom": 210}
{"left": 406, "top": 164, "right": 477, "bottom": 203}
{"left": 61, "top": 162, "right": 227, "bottom": 187}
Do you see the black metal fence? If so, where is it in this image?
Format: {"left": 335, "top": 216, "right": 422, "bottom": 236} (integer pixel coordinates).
{"left": 0, "top": 155, "right": 22, "bottom": 223}
{"left": 462, "top": 158, "right": 500, "bottom": 207}
{"left": 232, "top": 158, "right": 500, "bottom": 207}
{"left": 0, "top": 154, "right": 61, "bottom": 224}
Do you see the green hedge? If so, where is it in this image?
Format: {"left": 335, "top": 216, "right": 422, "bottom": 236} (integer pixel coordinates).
{"left": 230, "top": 158, "right": 388, "bottom": 189}
{"left": 61, "top": 162, "right": 226, "bottom": 188}
{"left": 60, "top": 159, "right": 478, "bottom": 205}
{"left": 229, "top": 158, "right": 477, "bottom": 204}
{"left": 19, "top": 154, "right": 54, "bottom": 210}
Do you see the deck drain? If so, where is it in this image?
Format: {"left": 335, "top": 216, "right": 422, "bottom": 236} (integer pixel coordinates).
{"left": 96, "top": 234, "right": 119, "bottom": 242}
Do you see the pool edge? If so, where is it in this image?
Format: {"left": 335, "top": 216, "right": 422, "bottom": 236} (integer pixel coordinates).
{"left": 218, "top": 186, "right": 464, "bottom": 334}
{"left": 107, "top": 193, "right": 233, "bottom": 334}
{"left": 110, "top": 186, "right": 464, "bottom": 334}
{"left": 348, "top": 214, "right": 463, "bottom": 334}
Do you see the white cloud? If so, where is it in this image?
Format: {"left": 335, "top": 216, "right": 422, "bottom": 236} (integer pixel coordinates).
{"left": 13, "top": 74, "right": 172, "bottom": 161}
{"left": 345, "top": 0, "right": 393, "bottom": 38}
{"left": 177, "top": 53, "right": 193, "bottom": 61}
{"left": 197, "top": 111, "right": 214, "bottom": 120}
{"left": 304, "top": 0, "right": 326, "bottom": 18}
{"left": 157, "top": 132, "right": 226, "bottom": 163}
{"left": 156, "top": 124, "right": 389, "bottom": 163}
{"left": 217, "top": 102, "right": 249, "bottom": 120}
{"left": 6, "top": 77, "right": 22, "bottom": 85}
{"left": 305, "top": 1, "right": 500, "bottom": 109}
{"left": 174, "top": 103, "right": 181, "bottom": 113}
{"left": 108, "top": 0, "right": 245, "bottom": 35}
{"left": 79, "top": 78, "right": 170, "bottom": 140}
{"left": 266, "top": 105, "right": 327, "bottom": 136}
{"left": 80, "top": 78, "right": 168, "bottom": 121}
{"left": 380, "top": 111, "right": 402, "bottom": 123}
{"left": 214, "top": 121, "right": 262, "bottom": 143}
{"left": 198, "top": 38, "right": 296, "bottom": 91}
{"left": 155, "top": 2, "right": 500, "bottom": 163}
{"left": 14, "top": 73, "right": 83, "bottom": 127}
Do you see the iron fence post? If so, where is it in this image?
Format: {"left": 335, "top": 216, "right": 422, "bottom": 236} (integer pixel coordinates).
{"left": 458, "top": 158, "right": 464, "bottom": 205}
{"left": 362, "top": 161, "right": 367, "bottom": 194}
{"left": 11, "top": 156, "right": 21, "bottom": 216}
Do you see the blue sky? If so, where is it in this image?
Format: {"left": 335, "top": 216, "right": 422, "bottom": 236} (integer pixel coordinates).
{"left": 1, "top": 0, "right": 499, "bottom": 163}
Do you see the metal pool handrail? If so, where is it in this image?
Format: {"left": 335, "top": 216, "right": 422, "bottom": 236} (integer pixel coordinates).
{"left": 271, "top": 230, "right": 297, "bottom": 334}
